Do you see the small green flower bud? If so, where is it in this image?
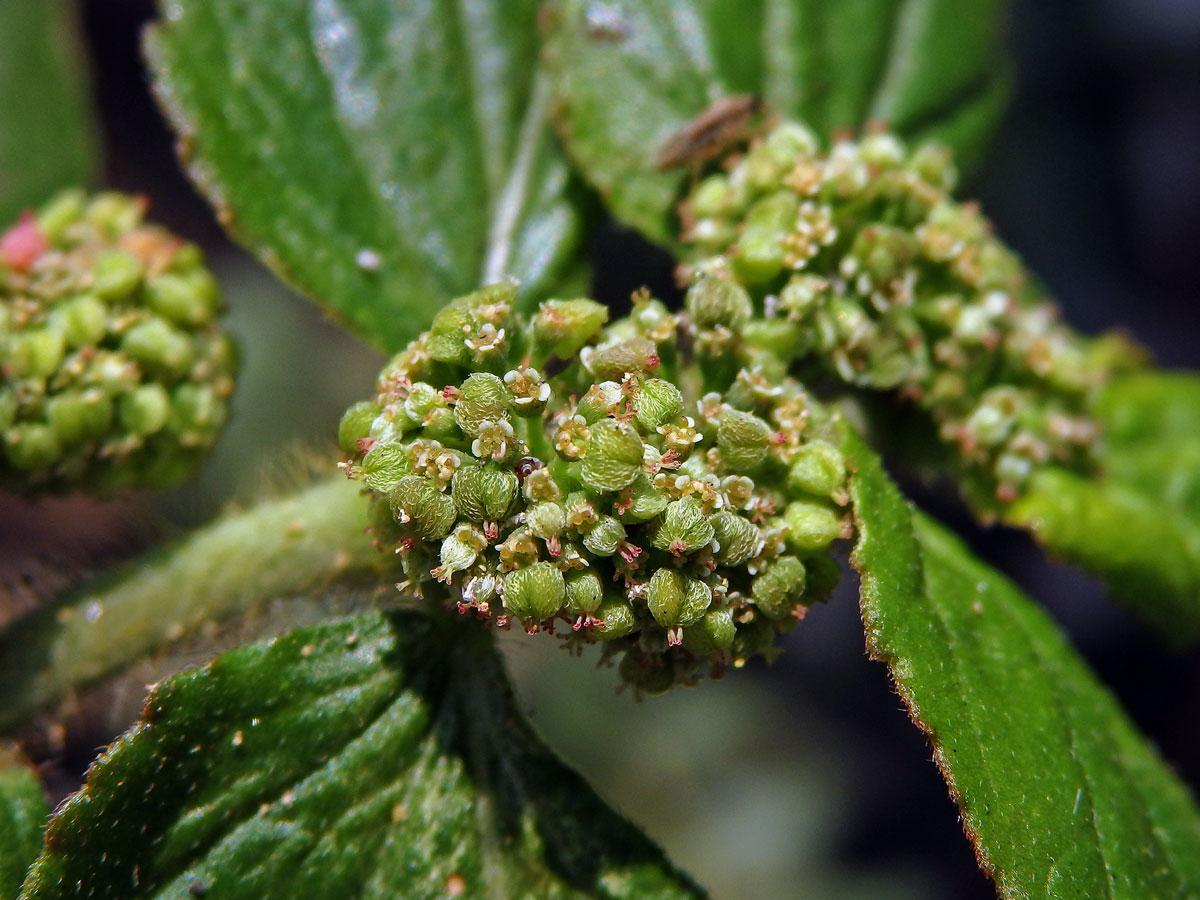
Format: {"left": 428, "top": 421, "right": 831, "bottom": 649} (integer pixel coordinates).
{"left": 689, "top": 174, "right": 735, "bottom": 218}
{"left": 522, "top": 465, "right": 561, "bottom": 502}
{"left": 47, "top": 390, "right": 113, "bottom": 444}
{"left": 422, "top": 407, "right": 460, "bottom": 442}
{"left": 584, "top": 338, "right": 660, "bottom": 381}
{"left": 470, "top": 419, "right": 517, "bottom": 461}
{"left": 582, "top": 515, "right": 627, "bottom": 556}
{"left": 425, "top": 305, "right": 474, "bottom": 364}
{"left": 634, "top": 379, "right": 684, "bottom": 431}
{"left": 710, "top": 510, "right": 761, "bottom": 566}
{"left": 504, "top": 366, "right": 551, "bottom": 417}
{"left": 909, "top": 142, "right": 957, "bottom": 191}
{"left": 169, "top": 383, "right": 227, "bottom": 444}
{"left": 787, "top": 440, "right": 847, "bottom": 499}
{"left": 360, "top": 441, "right": 412, "bottom": 492}
{"left": 963, "top": 388, "right": 1019, "bottom": 447}
{"left": 451, "top": 463, "right": 518, "bottom": 522}
{"left": 402, "top": 382, "right": 443, "bottom": 423}
{"left": 580, "top": 419, "right": 644, "bottom": 492}
{"left": 86, "top": 191, "right": 144, "bottom": 236}
{"left": 614, "top": 473, "right": 669, "bottom": 523}
{"left": 144, "top": 270, "right": 219, "bottom": 326}
{"left": 783, "top": 500, "right": 842, "bottom": 553}
{"left": 565, "top": 570, "right": 605, "bottom": 616}
{"left": 576, "top": 381, "right": 623, "bottom": 424}
{"left": 36, "top": 188, "right": 86, "bottom": 241}
{"left": 504, "top": 562, "right": 566, "bottom": 623}
{"left": 4, "top": 424, "right": 61, "bottom": 470}
{"left": 50, "top": 295, "right": 107, "bottom": 347}
{"left": 752, "top": 556, "right": 807, "bottom": 618}
{"left": 685, "top": 276, "right": 752, "bottom": 330}
{"left": 91, "top": 250, "right": 143, "bottom": 301}
{"left": 647, "top": 569, "right": 713, "bottom": 639}
{"left": 11, "top": 329, "right": 66, "bottom": 378}
{"left": 527, "top": 501, "right": 567, "bottom": 541}
{"left": 118, "top": 383, "right": 171, "bottom": 436}
{"left": 718, "top": 409, "right": 772, "bottom": 472}
{"left": 631, "top": 295, "right": 677, "bottom": 342}
{"left": 842, "top": 224, "right": 917, "bottom": 285}
{"left": 121, "top": 318, "right": 196, "bottom": 377}
{"left": 389, "top": 475, "right": 457, "bottom": 541}
{"left": 732, "top": 191, "right": 799, "bottom": 285}
{"left": 338, "top": 401, "right": 379, "bottom": 454}
{"left": 651, "top": 497, "right": 715, "bottom": 555}
{"left": 591, "top": 598, "right": 636, "bottom": 640}
{"left": 436, "top": 525, "right": 487, "bottom": 581}
{"left": 533, "top": 299, "right": 608, "bottom": 359}
{"left": 682, "top": 606, "right": 737, "bottom": 653}
{"left": 454, "top": 372, "right": 510, "bottom": 434}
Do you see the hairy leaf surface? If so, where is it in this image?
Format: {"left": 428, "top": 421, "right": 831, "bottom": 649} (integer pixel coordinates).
{"left": 0, "top": 747, "right": 46, "bottom": 900}
{"left": 543, "top": 0, "right": 1009, "bottom": 244}
{"left": 146, "top": 0, "right": 586, "bottom": 352}
{"left": 1007, "top": 371, "right": 1200, "bottom": 643}
{"left": 19, "top": 612, "right": 704, "bottom": 900}
{"left": 845, "top": 429, "right": 1200, "bottom": 898}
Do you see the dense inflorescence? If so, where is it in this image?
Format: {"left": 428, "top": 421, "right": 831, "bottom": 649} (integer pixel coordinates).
{"left": 0, "top": 190, "right": 236, "bottom": 492}
{"left": 678, "top": 121, "right": 1142, "bottom": 511}
{"left": 340, "top": 282, "right": 850, "bottom": 691}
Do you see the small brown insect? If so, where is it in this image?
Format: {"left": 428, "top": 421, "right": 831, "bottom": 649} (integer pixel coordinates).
{"left": 655, "top": 95, "right": 763, "bottom": 172}
{"left": 515, "top": 457, "right": 544, "bottom": 481}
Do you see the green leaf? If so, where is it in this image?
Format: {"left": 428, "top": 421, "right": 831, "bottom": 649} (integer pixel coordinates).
{"left": 845, "top": 428, "right": 1200, "bottom": 899}
{"left": 146, "top": 0, "right": 587, "bottom": 353}
{"left": 0, "top": 0, "right": 97, "bottom": 223}
{"left": 1005, "top": 371, "right": 1200, "bottom": 644}
{"left": 19, "top": 612, "right": 705, "bottom": 900}
{"left": 543, "top": 0, "right": 1010, "bottom": 244}
{"left": 0, "top": 745, "right": 47, "bottom": 900}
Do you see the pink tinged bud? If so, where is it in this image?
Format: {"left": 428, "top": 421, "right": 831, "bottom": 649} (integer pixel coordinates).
{"left": 2, "top": 212, "right": 48, "bottom": 271}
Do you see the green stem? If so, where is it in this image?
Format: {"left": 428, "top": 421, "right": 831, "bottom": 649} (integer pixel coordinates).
{"left": 0, "top": 475, "right": 385, "bottom": 732}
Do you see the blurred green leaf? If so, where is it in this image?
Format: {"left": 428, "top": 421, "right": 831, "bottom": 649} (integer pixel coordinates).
{"left": 20, "top": 612, "right": 705, "bottom": 900}
{"left": 543, "top": 0, "right": 1010, "bottom": 244}
{"left": 0, "top": 0, "right": 97, "bottom": 224}
{"left": 146, "top": 0, "right": 587, "bottom": 353}
{"left": 845, "top": 428, "right": 1200, "bottom": 898}
{"left": 1006, "top": 371, "right": 1200, "bottom": 644}
{"left": 0, "top": 745, "right": 46, "bottom": 900}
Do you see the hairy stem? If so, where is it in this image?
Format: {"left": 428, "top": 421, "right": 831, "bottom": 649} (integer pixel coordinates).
{"left": 0, "top": 475, "right": 384, "bottom": 731}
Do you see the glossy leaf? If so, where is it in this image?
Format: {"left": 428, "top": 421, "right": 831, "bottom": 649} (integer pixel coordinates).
{"left": 0, "top": 745, "right": 46, "bottom": 900}
{"left": 0, "top": 0, "right": 97, "bottom": 223}
{"left": 543, "top": 0, "right": 1010, "bottom": 244}
{"left": 1006, "top": 371, "right": 1200, "bottom": 644}
{"left": 146, "top": 0, "right": 587, "bottom": 352}
{"left": 845, "top": 429, "right": 1200, "bottom": 898}
{"left": 20, "top": 612, "right": 705, "bottom": 900}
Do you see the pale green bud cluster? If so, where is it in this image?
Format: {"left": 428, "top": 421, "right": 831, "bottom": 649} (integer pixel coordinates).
{"left": 679, "top": 122, "right": 1142, "bottom": 511}
{"left": 341, "top": 283, "right": 850, "bottom": 691}
{"left": 0, "top": 190, "right": 236, "bottom": 492}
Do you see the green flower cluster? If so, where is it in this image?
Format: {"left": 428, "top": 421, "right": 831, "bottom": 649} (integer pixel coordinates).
{"left": 679, "top": 122, "right": 1142, "bottom": 510}
{"left": 340, "top": 282, "right": 849, "bottom": 692}
{"left": 0, "top": 190, "right": 236, "bottom": 492}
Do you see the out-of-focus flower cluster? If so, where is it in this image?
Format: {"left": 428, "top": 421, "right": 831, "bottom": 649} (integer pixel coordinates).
{"left": 0, "top": 190, "right": 235, "bottom": 492}
{"left": 340, "top": 282, "right": 850, "bottom": 692}
{"left": 679, "top": 122, "right": 1142, "bottom": 510}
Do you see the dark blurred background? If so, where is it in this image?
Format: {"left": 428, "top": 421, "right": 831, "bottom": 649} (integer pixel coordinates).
{"left": 9, "top": 1, "right": 1200, "bottom": 897}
